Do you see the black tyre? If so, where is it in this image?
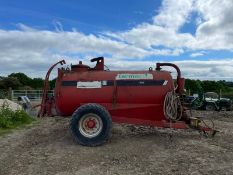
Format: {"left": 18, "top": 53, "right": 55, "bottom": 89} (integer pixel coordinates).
{"left": 205, "top": 103, "right": 216, "bottom": 111}
{"left": 70, "top": 103, "right": 112, "bottom": 146}
{"left": 221, "top": 106, "right": 227, "bottom": 111}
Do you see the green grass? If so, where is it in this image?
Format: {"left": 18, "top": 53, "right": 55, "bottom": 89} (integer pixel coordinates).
{"left": 0, "top": 104, "right": 35, "bottom": 136}
{"left": 0, "top": 121, "right": 38, "bottom": 136}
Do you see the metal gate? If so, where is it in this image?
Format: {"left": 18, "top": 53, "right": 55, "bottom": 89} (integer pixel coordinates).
{"left": 11, "top": 90, "right": 54, "bottom": 102}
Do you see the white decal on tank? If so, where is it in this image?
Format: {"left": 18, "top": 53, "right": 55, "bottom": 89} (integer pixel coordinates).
{"left": 116, "top": 73, "right": 153, "bottom": 80}
{"left": 77, "top": 81, "right": 102, "bottom": 88}
{"left": 163, "top": 80, "right": 168, "bottom": 85}
{"left": 102, "top": 80, "right": 107, "bottom": 86}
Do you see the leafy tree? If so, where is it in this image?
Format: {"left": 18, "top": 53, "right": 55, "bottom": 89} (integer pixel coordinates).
{"left": 217, "top": 80, "right": 232, "bottom": 91}
{"left": 0, "top": 77, "right": 21, "bottom": 89}
{"left": 202, "top": 80, "right": 224, "bottom": 93}
{"left": 9, "top": 73, "right": 31, "bottom": 86}
{"left": 8, "top": 73, "right": 44, "bottom": 89}
{"left": 49, "top": 78, "right": 57, "bottom": 89}
{"left": 18, "top": 85, "right": 34, "bottom": 90}
{"left": 185, "top": 79, "right": 203, "bottom": 95}
{"left": 31, "top": 78, "right": 44, "bottom": 89}
{"left": 1, "top": 72, "right": 233, "bottom": 95}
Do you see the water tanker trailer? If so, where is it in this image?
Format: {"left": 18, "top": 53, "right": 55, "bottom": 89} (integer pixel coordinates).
{"left": 38, "top": 57, "right": 217, "bottom": 146}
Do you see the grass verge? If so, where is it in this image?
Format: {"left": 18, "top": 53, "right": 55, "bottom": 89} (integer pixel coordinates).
{"left": 0, "top": 104, "right": 36, "bottom": 136}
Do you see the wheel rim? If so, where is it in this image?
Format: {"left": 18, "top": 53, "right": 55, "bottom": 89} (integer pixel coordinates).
{"left": 79, "top": 113, "right": 103, "bottom": 138}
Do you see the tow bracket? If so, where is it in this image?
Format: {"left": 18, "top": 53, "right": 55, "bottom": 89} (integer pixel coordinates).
{"left": 189, "top": 117, "right": 219, "bottom": 137}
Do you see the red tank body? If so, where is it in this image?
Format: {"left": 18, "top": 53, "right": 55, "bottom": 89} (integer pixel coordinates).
{"left": 53, "top": 57, "right": 176, "bottom": 125}
{"left": 55, "top": 70, "right": 173, "bottom": 122}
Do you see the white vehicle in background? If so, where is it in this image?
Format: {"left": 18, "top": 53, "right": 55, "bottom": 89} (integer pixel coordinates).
{"left": 202, "top": 92, "right": 232, "bottom": 111}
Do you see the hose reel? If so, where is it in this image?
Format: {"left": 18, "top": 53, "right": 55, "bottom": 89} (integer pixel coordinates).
{"left": 163, "top": 91, "right": 182, "bottom": 121}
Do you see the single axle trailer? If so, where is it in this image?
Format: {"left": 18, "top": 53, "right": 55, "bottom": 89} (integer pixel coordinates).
{"left": 37, "top": 57, "right": 217, "bottom": 146}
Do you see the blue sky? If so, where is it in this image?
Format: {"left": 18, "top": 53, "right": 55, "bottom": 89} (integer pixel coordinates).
{"left": 0, "top": 0, "right": 233, "bottom": 80}
{"left": 0, "top": 0, "right": 160, "bottom": 32}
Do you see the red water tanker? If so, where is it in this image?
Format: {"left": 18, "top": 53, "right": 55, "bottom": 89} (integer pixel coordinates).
{"left": 38, "top": 57, "right": 217, "bottom": 146}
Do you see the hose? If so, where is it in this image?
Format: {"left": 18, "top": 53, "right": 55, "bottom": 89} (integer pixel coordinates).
{"left": 163, "top": 91, "right": 182, "bottom": 121}
{"left": 163, "top": 91, "right": 217, "bottom": 136}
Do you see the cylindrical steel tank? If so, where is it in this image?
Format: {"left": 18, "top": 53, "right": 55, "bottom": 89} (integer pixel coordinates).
{"left": 54, "top": 58, "right": 175, "bottom": 123}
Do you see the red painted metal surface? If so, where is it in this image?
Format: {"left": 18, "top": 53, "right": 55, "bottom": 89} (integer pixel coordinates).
{"left": 38, "top": 57, "right": 216, "bottom": 133}
{"left": 55, "top": 70, "right": 173, "bottom": 121}
{"left": 40, "top": 57, "right": 182, "bottom": 123}
{"left": 38, "top": 60, "right": 66, "bottom": 117}
{"left": 156, "top": 63, "right": 185, "bottom": 94}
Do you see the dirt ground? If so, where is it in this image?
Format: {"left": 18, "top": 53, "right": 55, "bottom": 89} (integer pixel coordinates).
{"left": 1, "top": 111, "right": 233, "bottom": 175}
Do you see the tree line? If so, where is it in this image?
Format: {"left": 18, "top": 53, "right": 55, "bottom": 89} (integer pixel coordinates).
{"left": 0, "top": 73, "right": 233, "bottom": 95}
{"left": 185, "top": 79, "right": 233, "bottom": 97}
{"left": 0, "top": 73, "right": 56, "bottom": 90}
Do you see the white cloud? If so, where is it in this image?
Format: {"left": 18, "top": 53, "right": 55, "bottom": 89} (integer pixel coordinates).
{"left": 153, "top": 0, "right": 194, "bottom": 30}
{"left": 193, "top": 0, "right": 233, "bottom": 50}
{"left": 0, "top": 0, "right": 233, "bottom": 80}
{"left": 104, "top": 0, "right": 196, "bottom": 49}
{"left": 106, "top": 58, "right": 233, "bottom": 81}
{"left": 174, "top": 59, "right": 233, "bottom": 80}
{"left": 105, "top": 24, "right": 195, "bottom": 49}
{"left": 190, "top": 51, "right": 205, "bottom": 57}
{"left": 105, "top": 0, "right": 233, "bottom": 50}
{"left": 0, "top": 28, "right": 181, "bottom": 59}
{"left": 0, "top": 27, "right": 182, "bottom": 77}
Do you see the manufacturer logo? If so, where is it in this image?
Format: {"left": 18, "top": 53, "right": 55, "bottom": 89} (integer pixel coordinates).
{"left": 116, "top": 73, "right": 153, "bottom": 80}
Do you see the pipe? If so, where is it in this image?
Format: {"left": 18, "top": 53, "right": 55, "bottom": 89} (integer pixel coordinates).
{"left": 156, "top": 63, "right": 181, "bottom": 79}
{"left": 38, "top": 60, "right": 66, "bottom": 117}
{"left": 156, "top": 63, "right": 184, "bottom": 94}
